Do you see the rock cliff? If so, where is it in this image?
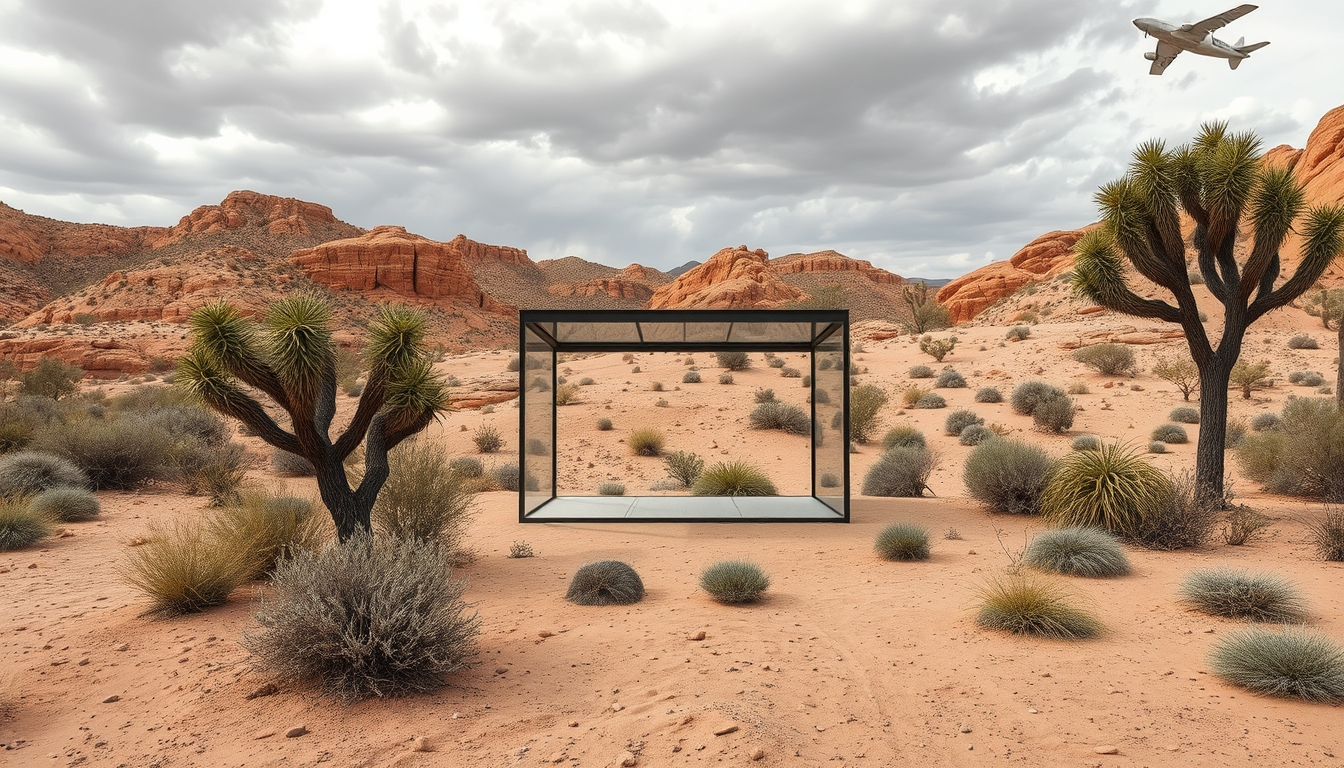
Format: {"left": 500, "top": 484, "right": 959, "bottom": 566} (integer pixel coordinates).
{"left": 771, "top": 250, "right": 902, "bottom": 284}
{"left": 936, "top": 228, "right": 1095, "bottom": 324}
{"left": 648, "top": 246, "right": 806, "bottom": 309}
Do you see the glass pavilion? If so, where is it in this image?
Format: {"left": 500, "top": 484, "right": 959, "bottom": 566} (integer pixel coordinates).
{"left": 517, "top": 309, "right": 850, "bottom": 522}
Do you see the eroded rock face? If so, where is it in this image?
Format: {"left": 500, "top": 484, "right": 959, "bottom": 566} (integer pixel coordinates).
{"left": 548, "top": 279, "right": 653, "bottom": 301}
{"left": 648, "top": 246, "right": 806, "bottom": 309}
{"left": 0, "top": 332, "right": 179, "bottom": 378}
{"left": 0, "top": 202, "right": 167, "bottom": 265}
{"left": 771, "top": 250, "right": 902, "bottom": 284}
{"left": 618, "top": 263, "right": 671, "bottom": 284}
{"left": 936, "top": 228, "right": 1094, "bottom": 323}
{"left": 165, "top": 190, "right": 341, "bottom": 241}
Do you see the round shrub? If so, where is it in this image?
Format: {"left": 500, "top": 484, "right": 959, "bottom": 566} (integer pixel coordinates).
{"left": 818, "top": 358, "right": 834, "bottom": 371}
{"left": 0, "top": 451, "right": 88, "bottom": 496}
{"left": 963, "top": 439, "right": 1056, "bottom": 515}
{"left": 629, "top": 428, "right": 665, "bottom": 456}
{"left": 682, "top": 370, "right": 701, "bottom": 384}
{"left": 371, "top": 441, "right": 477, "bottom": 548}
{"left": 1209, "top": 627, "right": 1344, "bottom": 704}
{"left": 1149, "top": 441, "right": 1167, "bottom": 454}
{"left": 974, "top": 387, "right": 1003, "bottom": 403}
{"left": 245, "top": 536, "right": 480, "bottom": 699}
{"left": 1040, "top": 443, "right": 1170, "bottom": 536}
{"left": 0, "top": 497, "right": 53, "bottom": 550}
{"left": 596, "top": 417, "right": 614, "bottom": 431}
{"left": 1072, "top": 343, "right": 1136, "bottom": 376}
{"left": 1289, "top": 370, "right": 1325, "bottom": 387}
{"left": 692, "top": 461, "right": 777, "bottom": 496}
{"left": 875, "top": 523, "right": 930, "bottom": 561}
{"left": 1024, "top": 527, "right": 1130, "bottom": 577}
{"left": 1169, "top": 407, "right": 1200, "bottom": 424}
{"left": 1032, "top": 396, "right": 1074, "bottom": 433}
{"left": 448, "top": 456, "right": 484, "bottom": 478}
{"left": 935, "top": 369, "right": 966, "bottom": 388}
{"left": 913, "top": 393, "right": 946, "bottom": 409}
{"left": 1006, "top": 325, "right": 1031, "bottom": 341}
{"left": 473, "top": 424, "right": 503, "bottom": 453}
{"left": 716, "top": 352, "right": 752, "bottom": 371}
{"left": 700, "top": 561, "right": 770, "bottom": 603}
{"left": 1150, "top": 423, "right": 1188, "bottom": 444}
{"left": 975, "top": 573, "right": 1102, "bottom": 639}
{"left": 490, "top": 463, "right": 521, "bottom": 492}
{"left": 754, "top": 388, "right": 776, "bottom": 403}
{"left": 749, "top": 401, "right": 810, "bottom": 436}
{"left": 1251, "top": 412, "right": 1281, "bottom": 432}
{"left": 1287, "top": 334, "right": 1320, "bottom": 350}
{"left": 1178, "top": 568, "right": 1307, "bottom": 622}
{"left": 812, "top": 388, "right": 830, "bottom": 405}
{"left": 272, "top": 450, "right": 316, "bottom": 477}
{"left": 718, "top": 373, "right": 733, "bottom": 384}
{"left": 597, "top": 482, "right": 626, "bottom": 496}
{"left": 944, "top": 409, "right": 983, "bottom": 436}
{"left": 767, "top": 357, "right": 786, "bottom": 369}
{"left": 882, "top": 426, "right": 926, "bottom": 450}
{"left": 780, "top": 367, "right": 801, "bottom": 378}
{"left": 1011, "top": 381, "right": 1065, "bottom": 415}
{"left": 959, "top": 424, "right": 995, "bottom": 446}
{"left": 861, "top": 446, "right": 935, "bottom": 497}
{"left": 1072, "top": 435, "right": 1100, "bottom": 452}
{"left": 121, "top": 519, "right": 253, "bottom": 615}
{"left": 909, "top": 365, "right": 935, "bottom": 379}
{"left": 144, "top": 406, "right": 228, "bottom": 447}
{"left": 820, "top": 472, "right": 839, "bottom": 488}
{"left": 579, "top": 377, "right": 596, "bottom": 386}
{"left": 30, "top": 487, "right": 99, "bottom": 522}
{"left": 566, "top": 561, "right": 645, "bottom": 605}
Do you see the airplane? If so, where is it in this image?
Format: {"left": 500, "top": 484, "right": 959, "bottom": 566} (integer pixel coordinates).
{"left": 1133, "top": 4, "right": 1269, "bottom": 75}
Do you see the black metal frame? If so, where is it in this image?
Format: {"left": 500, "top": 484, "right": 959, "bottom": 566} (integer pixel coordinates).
{"left": 518, "top": 309, "right": 850, "bottom": 523}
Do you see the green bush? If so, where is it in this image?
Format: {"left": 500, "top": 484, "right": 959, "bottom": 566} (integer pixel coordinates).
{"left": 959, "top": 424, "right": 994, "bottom": 446}
{"left": 109, "top": 385, "right": 191, "bottom": 412}
{"left": 975, "top": 573, "right": 1102, "bottom": 639}
{"left": 211, "top": 488, "right": 321, "bottom": 580}
{"left": 32, "top": 418, "right": 170, "bottom": 490}
{"left": 1151, "top": 423, "right": 1188, "bottom": 444}
{"left": 1287, "top": 334, "right": 1320, "bottom": 350}
{"left": 914, "top": 393, "right": 946, "bottom": 409}
{"left": 664, "top": 451, "right": 705, "bottom": 488}
{"left": 1178, "top": 568, "right": 1307, "bottom": 622}
{"left": 526, "top": 438, "right": 547, "bottom": 456}
{"left": 700, "top": 561, "right": 770, "bottom": 603}
{"left": 372, "top": 440, "right": 476, "bottom": 549}
{"left": 963, "top": 438, "right": 1056, "bottom": 515}
{"left": 861, "top": 446, "right": 935, "bottom": 497}
{"left": 244, "top": 536, "right": 479, "bottom": 699}
{"left": 1025, "top": 528, "right": 1129, "bottom": 577}
{"left": 1040, "top": 442, "right": 1169, "bottom": 535}
{"left": 974, "top": 386, "right": 1002, "bottom": 403}
{"left": 749, "top": 401, "right": 810, "bottom": 435}
{"left": 849, "top": 385, "right": 888, "bottom": 444}
{"left": 716, "top": 352, "right": 752, "bottom": 371}
{"left": 1226, "top": 418, "right": 1249, "bottom": 448}
{"left": 596, "top": 417, "right": 613, "bottom": 431}
{"left": 909, "top": 365, "right": 934, "bottom": 379}
{"left": 1072, "top": 435, "right": 1100, "bottom": 451}
{"left": 0, "top": 497, "right": 53, "bottom": 551}
{"left": 1072, "top": 343, "right": 1136, "bottom": 376}
{"left": 935, "top": 369, "right": 966, "bottom": 388}
{"left": 1169, "top": 407, "right": 1200, "bottom": 424}
{"left": 271, "top": 450, "right": 316, "bottom": 477}
{"left": 598, "top": 482, "right": 626, "bottom": 496}
{"left": 473, "top": 423, "right": 503, "bottom": 453}
{"left": 555, "top": 382, "right": 580, "bottom": 404}
{"left": 1306, "top": 507, "right": 1344, "bottom": 561}
{"left": 1289, "top": 370, "right": 1325, "bottom": 387}
{"left": 1209, "top": 628, "right": 1344, "bottom": 704}
{"left": 753, "top": 388, "right": 776, "bottom": 403}
{"left": 1129, "top": 471, "right": 1218, "bottom": 550}
{"left": 579, "top": 377, "right": 595, "bottom": 386}
{"left": 1011, "top": 381, "right": 1065, "bottom": 416}
{"left": 143, "top": 406, "right": 228, "bottom": 446}
{"left": 0, "top": 450, "right": 88, "bottom": 496}
{"left": 682, "top": 370, "right": 701, "bottom": 384}
{"left": 919, "top": 335, "right": 957, "bottom": 362}
{"left": 820, "top": 472, "right": 839, "bottom": 488}
{"left": 1032, "top": 396, "right": 1074, "bottom": 433}
{"left": 629, "top": 428, "right": 666, "bottom": 456}
{"left": 874, "top": 523, "right": 930, "bottom": 561}
{"left": 29, "top": 487, "right": 99, "bottom": 522}
{"left": 944, "top": 410, "right": 983, "bottom": 436}
{"left": 121, "top": 519, "right": 254, "bottom": 615}
{"left": 882, "top": 425, "right": 926, "bottom": 451}
{"left": 19, "top": 357, "right": 82, "bottom": 400}
{"left": 693, "top": 461, "right": 777, "bottom": 496}
{"left": 566, "top": 561, "right": 645, "bottom": 605}
{"left": 1236, "top": 398, "right": 1344, "bottom": 500}
{"left": 1006, "top": 325, "right": 1031, "bottom": 341}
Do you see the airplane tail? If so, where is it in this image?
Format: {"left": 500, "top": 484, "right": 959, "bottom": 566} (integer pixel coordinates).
{"left": 1230, "top": 58, "right": 1241, "bottom": 70}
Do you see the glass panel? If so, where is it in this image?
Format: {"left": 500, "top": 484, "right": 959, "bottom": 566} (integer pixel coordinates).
{"left": 683, "top": 322, "right": 731, "bottom": 343}
{"left": 522, "top": 327, "right": 555, "bottom": 514}
{"left": 813, "top": 334, "right": 846, "bottom": 515}
{"left": 637, "top": 322, "right": 687, "bottom": 342}
{"left": 730, "top": 322, "right": 812, "bottom": 344}
{"left": 554, "top": 322, "right": 640, "bottom": 344}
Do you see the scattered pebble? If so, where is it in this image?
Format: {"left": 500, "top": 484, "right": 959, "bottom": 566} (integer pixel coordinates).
{"left": 285, "top": 726, "right": 307, "bottom": 738}
{"left": 688, "top": 631, "right": 706, "bottom": 641}
{"left": 112, "top": 643, "right": 129, "bottom": 652}
{"left": 611, "top": 702, "right": 624, "bottom": 712}
{"left": 567, "top": 721, "right": 579, "bottom": 728}
{"left": 617, "top": 750, "right": 638, "bottom": 766}
{"left": 411, "top": 736, "right": 433, "bottom": 752}
{"left": 959, "top": 724, "right": 972, "bottom": 734}
{"left": 1094, "top": 745, "right": 1119, "bottom": 755}
{"left": 538, "top": 630, "right": 554, "bottom": 638}
{"left": 495, "top": 667, "right": 508, "bottom": 675}
{"left": 101, "top": 695, "right": 120, "bottom": 704}
{"left": 1028, "top": 708, "right": 1039, "bottom": 714}
{"left": 751, "top": 747, "right": 766, "bottom": 761}
{"left": 713, "top": 724, "right": 739, "bottom": 736}
{"left": 253, "top": 731, "right": 275, "bottom": 740}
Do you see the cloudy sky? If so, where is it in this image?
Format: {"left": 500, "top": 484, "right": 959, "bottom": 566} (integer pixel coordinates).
{"left": 0, "top": 0, "right": 1338, "bottom": 278}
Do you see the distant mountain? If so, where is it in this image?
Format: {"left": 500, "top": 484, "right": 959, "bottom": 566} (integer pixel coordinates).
{"left": 903, "top": 277, "right": 951, "bottom": 288}
{"left": 665, "top": 260, "right": 701, "bottom": 278}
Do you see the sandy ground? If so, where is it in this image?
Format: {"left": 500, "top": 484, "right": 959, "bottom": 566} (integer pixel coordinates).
{"left": 3, "top": 308, "right": 1343, "bottom": 767}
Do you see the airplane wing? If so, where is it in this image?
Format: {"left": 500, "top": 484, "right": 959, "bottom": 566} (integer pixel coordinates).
{"left": 1149, "top": 40, "right": 1181, "bottom": 75}
{"left": 1185, "top": 4, "right": 1258, "bottom": 36}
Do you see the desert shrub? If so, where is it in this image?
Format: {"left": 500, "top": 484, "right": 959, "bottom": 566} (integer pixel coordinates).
{"left": 1032, "top": 396, "right": 1074, "bottom": 433}
{"left": 919, "top": 335, "right": 957, "bottom": 362}
{"left": 0, "top": 451, "right": 88, "bottom": 497}
{"left": 749, "top": 401, "right": 810, "bottom": 436}
{"left": 664, "top": 450, "right": 705, "bottom": 488}
{"left": 473, "top": 424, "right": 502, "bottom": 453}
{"left": 909, "top": 365, "right": 934, "bottom": 379}
{"left": 121, "top": 519, "right": 254, "bottom": 615}
{"left": 1148, "top": 441, "right": 1167, "bottom": 454}
{"left": 372, "top": 440, "right": 476, "bottom": 548}
{"left": 812, "top": 389, "right": 830, "bottom": 405}
{"left": 1209, "top": 627, "right": 1344, "bottom": 704}
{"left": 1066, "top": 381, "right": 1090, "bottom": 395}
{"left": 718, "top": 373, "right": 733, "bottom": 384}
{"left": 1169, "top": 407, "right": 1200, "bottom": 424}
{"left": 974, "top": 386, "right": 1002, "bottom": 403}
{"left": 780, "top": 367, "right": 801, "bottom": 378}
{"left": 1222, "top": 506, "right": 1272, "bottom": 545}
{"left": 1072, "top": 435, "right": 1100, "bottom": 451}
{"left": 566, "top": 560, "right": 645, "bottom": 605}
{"left": 32, "top": 418, "right": 170, "bottom": 490}
{"left": 861, "top": 446, "right": 935, "bottom": 497}
{"left": 716, "top": 352, "right": 751, "bottom": 371}
{"left": 684, "top": 357, "right": 695, "bottom": 365}
{"left": 1025, "top": 528, "right": 1129, "bottom": 577}
{"left": 1226, "top": 418, "right": 1249, "bottom": 448}
{"left": 109, "top": 385, "right": 190, "bottom": 412}
{"left": 596, "top": 417, "right": 613, "bottom": 431}
{"left": 935, "top": 369, "right": 966, "bottom": 388}
{"left": 245, "top": 536, "right": 479, "bottom": 699}
{"left": 1152, "top": 355, "right": 1201, "bottom": 401}
{"left": 598, "top": 482, "right": 626, "bottom": 496}
{"left": 914, "top": 393, "right": 946, "bottom": 409}
{"left": 1151, "top": 423, "right": 1188, "bottom": 444}
{"left": 963, "top": 439, "right": 1055, "bottom": 515}
{"left": 579, "top": 377, "right": 595, "bottom": 386}
{"left": 818, "top": 358, "right": 834, "bottom": 371}
{"left": 650, "top": 381, "right": 664, "bottom": 392}
{"left": 490, "top": 462, "right": 520, "bottom": 492}
{"left": 19, "top": 357, "right": 82, "bottom": 400}
{"left": 944, "top": 409, "right": 983, "bottom": 436}
{"left": 753, "top": 388, "right": 775, "bottom": 403}
{"left": 1040, "top": 442, "right": 1170, "bottom": 535}
{"left": 1237, "top": 398, "right": 1344, "bottom": 500}
{"left": 629, "top": 428, "right": 666, "bottom": 456}
{"left": 1006, "top": 325, "right": 1031, "bottom": 341}
{"left": 555, "top": 382, "right": 581, "bottom": 405}
{"left": 506, "top": 356, "right": 520, "bottom": 372}
{"left": 974, "top": 573, "right": 1101, "bottom": 639}
{"left": 621, "top": 353, "right": 635, "bottom": 363}
{"left": 1230, "top": 360, "right": 1273, "bottom": 398}
{"left": 29, "top": 487, "right": 99, "bottom": 522}
{"left": 527, "top": 438, "right": 547, "bottom": 456}
{"left": 874, "top": 523, "right": 930, "bottom": 561}
{"left": 679, "top": 370, "right": 701, "bottom": 385}
{"left": 693, "top": 461, "right": 776, "bottom": 496}
{"left": 1011, "top": 381, "right": 1065, "bottom": 416}
{"left": 1306, "top": 507, "right": 1344, "bottom": 561}
{"left": 1178, "top": 568, "right": 1306, "bottom": 622}
{"left": 508, "top": 541, "right": 534, "bottom": 558}
{"left": 1289, "top": 370, "right": 1325, "bottom": 387}
{"left": 1072, "top": 343, "right": 1136, "bottom": 376}
{"left": 902, "top": 386, "right": 930, "bottom": 407}
{"left": 190, "top": 443, "right": 248, "bottom": 506}
{"left": 850, "top": 384, "right": 888, "bottom": 443}
{"left": 212, "top": 489, "right": 320, "bottom": 579}
{"left": 448, "top": 456, "right": 484, "bottom": 478}
{"left": 144, "top": 405, "right": 228, "bottom": 446}
{"left": 882, "top": 425, "right": 926, "bottom": 451}
{"left": 820, "top": 472, "right": 839, "bottom": 488}
{"left": 1127, "top": 470, "right": 1218, "bottom": 550}
{"left": 959, "top": 424, "right": 994, "bottom": 446}
{"left": 700, "top": 561, "right": 770, "bottom": 603}
{"left": 767, "top": 357, "right": 786, "bottom": 369}
{"left": 1287, "top": 334, "right": 1320, "bottom": 350}
{"left": 271, "top": 450, "right": 316, "bottom": 477}
{"left": 0, "top": 498, "right": 52, "bottom": 551}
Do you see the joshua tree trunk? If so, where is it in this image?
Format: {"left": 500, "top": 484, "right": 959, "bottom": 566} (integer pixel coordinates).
{"left": 1194, "top": 355, "right": 1235, "bottom": 503}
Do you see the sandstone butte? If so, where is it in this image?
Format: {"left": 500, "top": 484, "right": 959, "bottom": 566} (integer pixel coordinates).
{"left": 648, "top": 245, "right": 807, "bottom": 309}
{"left": 547, "top": 278, "right": 654, "bottom": 301}
{"left": 163, "top": 189, "right": 342, "bottom": 243}
{"left": 770, "top": 250, "right": 903, "bottom": 285}
{"left": 937, "top": 103, "right": 1344, "bottom": 323}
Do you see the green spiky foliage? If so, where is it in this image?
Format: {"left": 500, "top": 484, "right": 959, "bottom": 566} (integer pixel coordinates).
{"left": 1303, "top": 288, "right": 1344, "bottom": 406}
{"left": 178, "top": 298, "right": 449, "bottom": 541}
{"left": 1072, "top": 124, "right": 1344, "bottom": 506}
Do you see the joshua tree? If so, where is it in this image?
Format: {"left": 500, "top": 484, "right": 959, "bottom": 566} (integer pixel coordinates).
{"left": 1303, "top": 287, "right": 1344, "bottom": 405}
{"left": 1073, "top": 123, "right": 1344, "bottom": 505}
{"left": 900, "top": 281, "right": 952, "bottom": 334}
{"left": 178, "top": 296, "right": 449, "bottom": 541}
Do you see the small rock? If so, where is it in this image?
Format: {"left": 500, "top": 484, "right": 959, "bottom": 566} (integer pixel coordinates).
{"left": 27, "top": 563, "right": 37, "bottom": 569}
{"left": 689, "top": 631, "right": 706, "bottom": 641}
{"left": 1028, "top": 708, "right": 1039, "bottom": 714}
{"left": 77, "top": 658, "right": 90, "bottom": 666}
{"left": 101, "top": 695, "right": 120, "bottom": 704}
{"left": 568, "top": 720, "right": 579, "bottom": 728}
{"left": 495, "top": 667, "right": 508, "bottom": 675}
{"left": 285, "top": 726, "right": 307, "bottom": 738}
{"left": 967, "top": 550, "right": 977, "bottom": 555}
{"left": 253, "top": 731, "right": 275, "bottom": 740}
{"left": 245, "top": 683, "right": 279, "bottom": 700}
{"left": 1094, "top": 745, "right": 1119, "bottom": 755}
{"left": 547, "top": 751, "right": 566, "bottom": 763}
{"left": 751, "top": 747, "right": 766, "bottom": 761}
{"left": 0, "top": 566, "right": 10, "bottom": 573}
{"left": 59, "top": 529, "right": 74, "bottom": 538}
{"left": 959, "top": 724, "right": 972, "bottom": 734}
{"left": 538, "top": 630, "right": 554, "bottom": 638}
{"left": 411, "top": 736, "right": 433, "bottom": 752}
{"left": 113, "top": 643, "right": 129, "bottom": 652}
{"left": 713, "top": 724, "right": 739, "bottom": 736}
{"left": 617, "top": 750, "right": 638, "bottom": 766}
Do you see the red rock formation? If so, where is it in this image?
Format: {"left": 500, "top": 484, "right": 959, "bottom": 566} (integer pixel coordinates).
{"left": 447, "top": 234, "right": 533, "bottom": 267}
{"left": 0, "top": 202, "right": 166, "bottom": 265}
{"left": 619, "top": 263, "right": 670, "bottom": 284}
{"left": 1294, "top": 104, "right": 1344, "bottom": 204}
{"left": 936, "top": 228, "right": 1095, "bottom": 323}
{"left": 648, "top": 246, "right": 806, "bottom": 309}
{"left": 165, "top": 190, "right": 341, "bottom": 242}
{"left": 547, "top": 279, "right": 653, "bottom": 301}
{"left": 0, "top": 332, "right": 178, "bottom": 378}
{"left": 770, "top": 250, "right": 902, "bottom": 284}
{"left": 292, "top": 226, "right": 506, "bottom": 311}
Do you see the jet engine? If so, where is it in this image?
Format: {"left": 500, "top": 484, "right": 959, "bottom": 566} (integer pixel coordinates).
{"left": 1144, "top": 51, "right": 1157, "bottom": 61}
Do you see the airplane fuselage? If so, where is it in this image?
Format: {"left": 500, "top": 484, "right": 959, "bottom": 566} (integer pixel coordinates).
{"left": 1133, "top": 18, "right": 1248, "bottom": 59}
